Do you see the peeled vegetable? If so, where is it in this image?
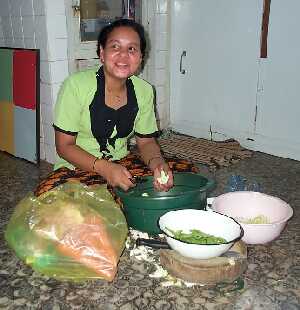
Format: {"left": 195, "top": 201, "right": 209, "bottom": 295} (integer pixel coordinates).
{"left": 236, "top": 214, "right": 270, "bottom": 224}
{"left": 157, "top": 170, "right": 169, "bottom": 185}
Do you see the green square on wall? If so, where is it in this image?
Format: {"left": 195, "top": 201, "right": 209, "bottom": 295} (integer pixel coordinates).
{"left": 0, "top": 49, "right": 13, "bottom": 102}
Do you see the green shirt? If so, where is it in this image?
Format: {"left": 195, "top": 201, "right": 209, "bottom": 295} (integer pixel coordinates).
{"left": 53, "top": 67, "right": 158, "bottom": 170}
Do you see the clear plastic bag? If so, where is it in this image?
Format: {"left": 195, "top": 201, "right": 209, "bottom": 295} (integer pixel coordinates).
{"left": 5, "top": 183, "right": 128, "bottom": 282}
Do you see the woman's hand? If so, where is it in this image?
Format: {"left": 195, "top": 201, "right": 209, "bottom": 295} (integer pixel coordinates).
{"left": 150, "top": 158, "right": 174, "bottom": 192}
{"left": 95, "top": 159, "right": 135, "bottom": 191}
{"left": 55, "top": 131, "right": 135, "bottom": 191}
{"left": 136, "top": 136, "right": 174, "bottom": 192}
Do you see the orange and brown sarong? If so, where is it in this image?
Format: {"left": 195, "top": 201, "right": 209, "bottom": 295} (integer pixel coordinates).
{"left": 34, "top": 153, "right": 198, "bottom": 197}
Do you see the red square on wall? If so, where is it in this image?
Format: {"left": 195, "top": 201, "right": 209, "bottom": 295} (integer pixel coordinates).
{"left": 13, "top": 50, "right": 37, "bottom": 110}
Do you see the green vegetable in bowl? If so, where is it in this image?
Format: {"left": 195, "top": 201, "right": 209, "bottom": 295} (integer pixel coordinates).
{"left": 166, "top": 227, "right": 227, "bottom": 244}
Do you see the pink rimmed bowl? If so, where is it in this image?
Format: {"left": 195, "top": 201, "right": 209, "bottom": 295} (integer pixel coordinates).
{"left": 211, "top": 191, "right": 293, "bottom": 244}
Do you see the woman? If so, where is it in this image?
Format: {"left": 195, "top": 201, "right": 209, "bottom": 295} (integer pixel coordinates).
{"left": 35, "top": 19, "right": 179, "bottom": 196}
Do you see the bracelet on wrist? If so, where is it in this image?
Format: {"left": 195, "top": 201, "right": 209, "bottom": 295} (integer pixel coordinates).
{"left": 92, "top": 157, "right": 100, "bottom": 171}
{"left": 147, "top": 156, "right": 163, "bottom": 166}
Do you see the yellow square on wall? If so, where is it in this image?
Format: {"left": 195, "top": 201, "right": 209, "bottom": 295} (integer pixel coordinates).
{"left": 0, "top": 101, "right": 15, "bottom": 155}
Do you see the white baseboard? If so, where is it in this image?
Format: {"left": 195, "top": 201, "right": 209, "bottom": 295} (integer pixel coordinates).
{"left": 170, "top": 121, "right": 300, "bottom": 161}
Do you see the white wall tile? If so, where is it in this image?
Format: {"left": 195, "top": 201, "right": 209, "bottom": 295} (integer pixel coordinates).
{"left": 154, "top": 1, "right": 160, "bottom": 14}
{"left": 156, "top": 101, "right": 169, "bottom": 123}
{"left": 24, "top": 37, "right": 36, "bottom": 49}
{"left": 0, "top": 38, "right": 5, "bottom": 46}
{"left": 11, "top": 17, "right": 23, "bottom": 38}
{"left": 46, "top": 15, "right": 67, "bottom": 38}
{"left": 34, "top": 16, "right": 48, "bottom": 60}
{"left": 49, "top": 60, "right": 69, "bottom": 83}
{"left": 155, "top": 85, "right": 166, "bottom": 104}
{"left": 13, "top": 37, "right": 25, "bottom": 48}
{"left": 5, "top": 37, "right": 14, "bottom": 47}
{"left": 0, "top": 0, "right": 10, "bottom": 17}
{"left": 158, "top": 116, "right": 168, "bottom": 130}
{"left": 1, "top": 17, "right": 13, "bottom": 37}
{"left": 40, "top": 61, "right": 52, "bottom": 84}
{"left": 145, "top": 0, "right": 156, "bottom": 20}
{"left": 75, "top": 58, "right": 100, "bottom": 72}
{"left": 40, "top": 83, "right": 53, "bottom": 104}
{"left": 32, "top": 0, "right": 45, "bottom": 16}
{"left": 39, "top": 109, "right": 45, "bottom": 136}
{"left": 48, "top": 37, "right": 68, "bottom": 61}
{"left": 157, "top": 0, "right": 168, "bottom": 14}
{"left": 31, "top": 14, "right": 48, "bottom": 60}
{"left": 157, "top": 32, "right": 168, "bottom": 51}
{"left": 143, "top": 65, "right": 155, "bottom": 85}
{"left": 51, "top": 82, "right": 62, "bottom": 104}
{"left": 20, "top": 0, "right": 34, "bottom": 16}
{"left": 39, "top": 141, "right": 46, "bottom": 160}
{"left": 158, "top": 13, "right": 167, "bottom": 33}
{"left": 155, "top": 68, "right": 166, "bottom": 86}
{"left": 0, "top": 20, "right": 4, "bottom": 38}
{"left": 35, "top": 35, "right": 49, "bottom": 61}
{"left": 41, "top": 102, "right": 54, "bottom": 125}
{"left": 43, "top": 123, "right": 55, "bottom": 145}
{"left": 156, "top": 50, "right": 167, "bottom": 69}
{"left": 22, "top": 16, "right": 35, "bottom": 38}
{"left": 145, "top": 1, "right": 171, "bottom": 128}
{"left": 45, "top": 0, "right": 66, "bottom": 16}
{"left": 44, "top": 142, "right": 56, "bottom": 164}
{"left": 34, "top": 15, "right": 47, "bottom": 36}
{"left": 10, "top": 0, "right": 22, "bottom": 17}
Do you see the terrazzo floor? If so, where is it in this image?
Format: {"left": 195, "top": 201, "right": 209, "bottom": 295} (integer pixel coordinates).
{"left": 0, "top": 150, "right": 299, "bottom": 310}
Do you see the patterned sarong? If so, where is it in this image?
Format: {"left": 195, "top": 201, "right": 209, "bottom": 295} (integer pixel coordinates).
{"left": 34, "top": 153, "right": 199, "bottom": 197}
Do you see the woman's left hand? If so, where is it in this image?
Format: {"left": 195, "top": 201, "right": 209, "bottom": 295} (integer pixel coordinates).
{"left": 152, "top": 160, "right": 174, "bottom": 191}
{"left": 135, "top": 137, "right": 174, "bottom": 191}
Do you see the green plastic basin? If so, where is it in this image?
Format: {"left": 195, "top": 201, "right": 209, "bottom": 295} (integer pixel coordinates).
{"left": 115, "top": 172, "right": 215, "bottom": 234}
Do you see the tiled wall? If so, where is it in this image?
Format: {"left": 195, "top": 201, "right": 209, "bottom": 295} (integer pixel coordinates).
{"left": 142, "top": 0, "right": 170, "bottom": 130}
{"left": 0, "top": 0, "right": 170, "bottom": 164}
{"left": 0, "top": 0, "right": 69, "bottom": 164}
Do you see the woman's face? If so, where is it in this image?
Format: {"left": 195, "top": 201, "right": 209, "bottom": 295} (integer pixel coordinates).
{"left": 100, "top": 26, "right": 142, "bottom": 80}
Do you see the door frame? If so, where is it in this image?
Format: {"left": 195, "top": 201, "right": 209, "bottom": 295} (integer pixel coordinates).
{"left": 65, "top": 0, "right": 149, "bottom": 74}
{"left": 65, "top": 0, "right": 100, "bottom": 73}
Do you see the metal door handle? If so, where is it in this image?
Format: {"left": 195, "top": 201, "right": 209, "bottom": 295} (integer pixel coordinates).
{"left": 72, "top": 5, "right": 80, "bottom": 17}
{"left": 180, "top": 50, "right": 187, "bottom": 74}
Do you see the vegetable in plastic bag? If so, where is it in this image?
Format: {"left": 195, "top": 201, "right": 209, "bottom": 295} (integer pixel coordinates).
{"left": 5, "top": 183, "right": 128, "bottom": 282}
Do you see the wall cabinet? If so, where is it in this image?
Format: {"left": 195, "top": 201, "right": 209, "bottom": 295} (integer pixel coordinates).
{"left": 170, "top": 0, "right": 300, "bottom": 161}
{"left": 253, "top": 1, "right": 300, "bottom": 160}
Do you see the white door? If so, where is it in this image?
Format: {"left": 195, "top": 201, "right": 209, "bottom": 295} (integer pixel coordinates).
{"left": 254, "top": 0, "right": 300, "bottom": 160}
{"left": 66, "top": 0, "right": 141, "bottom": 72}
{"left": 170, "top": 0, "right": 263, "bottom": 142}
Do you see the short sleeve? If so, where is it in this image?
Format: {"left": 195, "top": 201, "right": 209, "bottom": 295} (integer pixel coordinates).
{"left": 54, "top": 76, "right": 82, "bottom": 133}
{"left": 134, "top": 85, "right": 159, "bottom": 136}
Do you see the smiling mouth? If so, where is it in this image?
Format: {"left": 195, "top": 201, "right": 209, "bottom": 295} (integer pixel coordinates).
{"left": 116, "top": 64, "right": 128, "bottom": 69}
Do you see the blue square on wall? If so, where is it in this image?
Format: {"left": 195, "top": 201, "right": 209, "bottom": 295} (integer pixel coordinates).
{"left": 14, "top": 106, "right": 37, "bottom": 162}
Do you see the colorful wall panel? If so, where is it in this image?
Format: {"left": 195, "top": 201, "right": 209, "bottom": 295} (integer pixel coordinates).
{"left": 0, "top": 48, "right": 40, "bottom": 163}
{"left": 0, "top": 49, "right": 13, "bottom": 102}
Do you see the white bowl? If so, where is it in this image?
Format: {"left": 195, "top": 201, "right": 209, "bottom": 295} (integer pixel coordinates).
{"left": 211, "top": 191, "right": 293, "bottom": 244}
{"left": 158, "top": 209, "right": 243, "bottom": 259}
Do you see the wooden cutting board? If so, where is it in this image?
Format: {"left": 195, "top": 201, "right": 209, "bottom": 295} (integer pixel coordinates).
{"left": 159, "top": 241, "right": 247, "bottom": 285}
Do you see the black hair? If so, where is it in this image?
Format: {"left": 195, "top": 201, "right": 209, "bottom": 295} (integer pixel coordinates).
{"left": 96, "top": 19, "right": 147, "bottom": 60}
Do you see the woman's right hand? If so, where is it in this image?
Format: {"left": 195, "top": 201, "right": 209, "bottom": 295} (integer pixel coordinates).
{"left": 95, "top": 160, "right": 135, "bottom": 191}
{"left": 55, "top": 131, "right": 135, "bottom": 191}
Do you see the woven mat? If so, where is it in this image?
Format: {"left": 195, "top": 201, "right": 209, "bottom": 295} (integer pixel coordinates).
{"left": 158, "top": 133, "right": 253, "bottom": 171}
